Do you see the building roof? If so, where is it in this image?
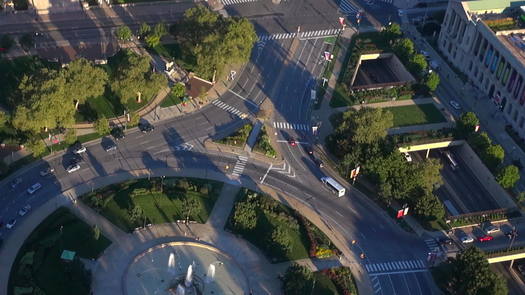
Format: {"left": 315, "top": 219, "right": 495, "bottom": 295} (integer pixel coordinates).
{"left": 60, "top": 250, "right": 76, "bottom": 261}
{"left": 464, "top": 0, "right": 524, "bottom": 13}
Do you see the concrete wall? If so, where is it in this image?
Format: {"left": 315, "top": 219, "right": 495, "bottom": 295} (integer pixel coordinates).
{"left": 487, "top": 252, "right": 525, "bottom": 264}
{"left": 456, "top": 143, "right": 517, "bottom": 209}
{"left": 398, "top": 140, "right": 464, "bottom": 153}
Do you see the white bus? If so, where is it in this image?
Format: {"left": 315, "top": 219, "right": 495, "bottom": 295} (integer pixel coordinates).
{"left": 321, "top": 177, "right": 346, "bottom": 197}
{"left": 443, "top": 151, "right": 459, "bottom": 170}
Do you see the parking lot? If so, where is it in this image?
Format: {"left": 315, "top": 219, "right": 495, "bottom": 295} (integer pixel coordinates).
{"left": 411, "top": 147, "right": 501, "bottom": 215}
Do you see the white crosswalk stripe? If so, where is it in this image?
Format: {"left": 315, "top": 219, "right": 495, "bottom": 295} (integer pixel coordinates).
{"left": 339, "top": 0, "right": 359, "bottom": 16}
{"left": 424, "top": 238, "right": 440, "bottom": 252}
{"left": 364, "top": 259, "right": 427, "bottom": 274}
{"left": 212, "top": 100, "right": 248, "bottom": 119}
{"left": 221, "top": 0, "right": 258, "bottom": 6}
{"left": 272, "top": 121, "right": 309, "bottom": 132}
{"left": 231, "top": 155, "right": 248, "bottom": 176}
{"left": 258, "top": 28, "right": 341, "bottom": 42}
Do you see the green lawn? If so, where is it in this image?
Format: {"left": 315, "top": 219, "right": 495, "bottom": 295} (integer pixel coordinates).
{"left": 160, "top": 91, "right": 184, "bottom": 108}
{"left": 313, "top": 272, "right": 340, "bottom": 295}
{"left": 253, "top": 126, "right": 277, "bottom": 158}
{"left": 81, "top": 178, "right": 222, "bottom": 232}
{"left": 9, "top": 208, "right": 111, "bottom": 295}
{"left": 215, "top": 124, "right": 253, "bottom": 148}
{"left": 384, "top": 103, "right": 446, "bottom": 127}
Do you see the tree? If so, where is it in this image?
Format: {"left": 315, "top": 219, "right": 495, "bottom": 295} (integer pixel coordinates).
{"left": 64, "top": 128, "right": 77, "bottom": 145}
{"left": 129, "top": 206, "right": 144, "bottom": 223}
{"left": 441, "top": 246, "right": 508, "bottom": 295}
{"left": 129, "top": 112, "right": 140, "bottom": 127}
{"left": 19, "top": 34, "right": 34, "bottom": 50}
{"left": 94, "top": 116, "right": 110, "bottom": 135}
{"left": 382, "top": 23, "right": 402, "bottom": 41}
{"left": 0, "top": 35, "right": 14, "bottom": 51}
{"left": 111, "top": 50, "right": 167, "bottom": 105}
{"left": 26, "top": 137, "right": 46, "bottom": 157}
{"left": 468, "top": 131, "right": 491, "bottom": 151}
{"left": 63, "top": 58, "right": 108, "bottom": 110}
{"left": 0, "top": 110, "right": 7, "bottom": 127}
{"left": 415, "top": 158, "right": 443, "bottom": 192}
{"left": 182, "top": 196, "right": 200, "bottom": 222}
{"left": 270, "top": 224, "right": 292, "bottom": 253}
{"left": 12, "top": 68, "right": 75, "bottom": 133}
{"left": 282, "top": 263, "right": 313, "bottom": 295}
{"left": 408, "top": 53, "right": 428, "bottom": 77}
{"left": 423, "top": 71, "right": 440, "bottom": 92}
{"left": 457, "top": 112, "right": 479, "bottom": 136}
{"left": 92, "top": 225, "right": 101, "bottom": 240}
{"left": 153, "top": 23, "right": 168, "bottom": 38}
{"left": 481, "top": 144, "right": 505, "bottom": 172}
{"left": 496, "top": 165, "right": 520, "bottom": 189}
{"left": 232, "top": 200, "right": 257, "bottom": 231}
{"left": 145, "top": 23, "right": 167, "bottom": 48}
{"left": 171, "top": 82, "right": 186, "bottom": 99}
{"left": 145, "top": 34, "right": 161, "bottom": 48}
{"left": 340, "top": 107, "right": 394, "bottom": 145}
{"left": 393, "top": 38, "right": 415, "bottom": 62}
{"left": 138, "top": 22, "right": 151, "bottom": 38}
{"left": 413, "top": 192, "right": 445, "bottom": 221}
{"left": 116, "top": 26, "right": 133, "bottom": 41}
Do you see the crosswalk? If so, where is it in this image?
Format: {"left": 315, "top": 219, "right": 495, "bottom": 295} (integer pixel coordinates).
{"left": 339, "top": 0, "right": 360, "bottom": 16}
{"left": 273, "top": 122, "right": 310, "bottom": 131}
{"left": 258, "top": 29, "right": 342, "bottom": 41}
{"left": 212, "top": 100, "right": 248, "bottom": 119}
{"left": 424, "top": 238, "right": 440, "bottom": 253}
{"left": 232, "top": 155, "right": 248, "bottom": 177}
{"left": 221, "top": 0, "right": 258, "bottom": 5}
{"left": 364, "top": 259, "right": 426, "bottom": 274}
{"left": 370, "top": 276, "right": 382, "bottom": 294}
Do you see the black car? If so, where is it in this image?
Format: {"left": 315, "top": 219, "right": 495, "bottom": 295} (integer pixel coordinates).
{"left": 111, "top": 127, "right": 125, "bottom": 141}
{"left": 138, "top": 122, "right": 154, "bottom": 133}
{"left": 439, "top": 237, "right": 453, "bottom": 245}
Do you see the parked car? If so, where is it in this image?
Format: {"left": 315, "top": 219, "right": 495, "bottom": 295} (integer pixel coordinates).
{"left": 111, "top": 127, "right": 125, "bottom": 141}
{"left": 66, "top": 164, "right": 81, "bottom": 174}
{"left": 40, "top": 167, "right": 55, "bottom": 177}
{"left": 483, "top": 222, "right": 499, "bottom": 234}
{"left": 138, "top": 122, "right": 154, "bottom": 133}
{"left": 18, "top": 205, "right": 31, "bottom": 216}
{"left": 104, "top": 143, "right": 117, "bottom": 152}
{"left": 439, "top": 237, "right": 454, "bottom": 245}
{"left": 27, "top": 183, "right": 42, "bottom": 194}
{"left": 403, "top": 152, "right": 413, "bottom": 162}
{"left": 478, "top": 235, "right": 494, "bottom": 242}
{"left": 11, "top": 177, "right": 22, "bottom": 189}
{"left": 449, "top": 100, "right": 462, "bottom": 110}
{"left": 72, "top": 143, "right": 87, "bottom": 154}
{"left": 6, "top": 219, "right": 16, "bottom": 229}
{"left": 461, "top": 235, "right": 474, "bottom": 244}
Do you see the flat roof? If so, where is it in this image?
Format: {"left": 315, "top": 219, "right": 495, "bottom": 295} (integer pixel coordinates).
{"left": 464, "top": 0, "right": 525, "bottom": 12}
{"left": 498, "top": 33, "right": 525, "bottom": 66}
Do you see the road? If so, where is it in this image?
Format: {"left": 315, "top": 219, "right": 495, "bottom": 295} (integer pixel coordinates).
{"left": 0, "top": 0, "right": 442, "bottom": 294}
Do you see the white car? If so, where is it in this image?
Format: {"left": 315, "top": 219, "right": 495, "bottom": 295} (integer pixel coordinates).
{"left": 403, "top": 152, "right": 413, "bottom": 162}
{"left": 18, "top": 205, "right": 31, "bottom": 216}
{"left": 6, "top": 219, "right": 16, "bottom": 229}
{"left": 73, "top": 145, "right": 87, "bottom": 154}
{"left": 66, "top": 164, "right": 80, "bottom": 173}
{"left": 461, "top": 235, "right": 474, "bottom": 244}
{"left": 449, "top": 100, "right": 462, "bottom": 110}
{"left": 27, "top": 183, "right": 42, "bottom": 194}
{"left": 484, "top": 224, "right": 500, "bottom": 234}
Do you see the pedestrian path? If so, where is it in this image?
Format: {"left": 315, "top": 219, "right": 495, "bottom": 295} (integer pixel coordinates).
{"left": 212, "top": 99, "right": 248, "bottom": 119}
{"left": 272, "top": 121, "right": 310, "bottom": 131}
{"left": 232, "top": 155, "right": 248, "bottom": 177}
{"left": 220, "top": 0, "right": 258, "bottom": 5}
{"left": 339, "top": 0, "right": 360, "bottom": 16}
{"left": 364, "top": 259, "right": 426, "bottom": 274}
{"left": 206, "top": 183, "right": 241, "bottom": 229}
{"left": 258, "top": 29, "right": 342, "bottom": 41}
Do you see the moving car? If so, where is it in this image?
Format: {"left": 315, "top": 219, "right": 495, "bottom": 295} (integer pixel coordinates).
{"left": 66, "top": 164, "right": 81, "bottom": 173}
{"left": 304, "top": 146, "right": 314, "bottom": 156}
{"left": 478, "top": 235, "right": 494, "bottom": 242}
{"left": 6, "top": 219, "right": 16, "bottom": 229}
{"left": 288, "top": 139, "right": 297, "bottom": 146}
{"left": 449, "top": 100, "right": 462, "bottom": 110}
{"left": 11, "top": 177, "right": 22, "bottom": 189}
{"left": 40, "top": 167, "right": 55, "bottom": 177}
{"left": 72, "top": 143, "right": 87, "bottom": 154}
{"left": 138, "top": 122, "right": 154, "bottom": 133}
{"left": 111, "top": 127, "right": 125, "bottom": 141}
{"left": 18, "top": 205, "right": 31, "bottom": 216}
{"left": 27, "top": 183, "right": 42, "bottom": 194}
{"left": 403, "top": 152, "right": 413, "bottom": 162}
{"left": 460, "top": 235, "right": 474, "bottom": 244}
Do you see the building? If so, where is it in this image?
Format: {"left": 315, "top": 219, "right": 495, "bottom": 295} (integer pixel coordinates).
{"left": 438, "top": 0, "right": 525, "bottom": 136}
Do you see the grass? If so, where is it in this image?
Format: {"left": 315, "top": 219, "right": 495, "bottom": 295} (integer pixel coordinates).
{"left": 151, "top": 43, "right": 197, "bottom": 74}
{"left": 384, "top": 103, "right": 446, "bottom": 127}
{"left": 8, "top": 207, "right": 111, "bottom": 295}
{"left": 253, "top": 126, "right": 277, "bottom": 158}
{"left": 81, "top": 178, "right": 222, "bottom": 232}
{"left": 160, "top": 91, "right": 184, "bottom": 108}
{"left": 215, "top": 123, "right": 253, "bottom": 148}
{"left": 312, "top": 272, "right": 340, "bottom": 295}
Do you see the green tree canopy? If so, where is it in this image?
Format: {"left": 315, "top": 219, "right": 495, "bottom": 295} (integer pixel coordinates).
{"left": 12, "top": 68, "right": 75, "bottom": 133}
{"left": 116, "top": 26, "right": 133, "bottom": 41}
{"left": 232, "top": 200, "right": 257, "bottom": 231}
{"left": 63, "top": 58, "right": 108, "bottom": 109}
{"left": 19, "top": 34, "right": 34, "bottom": 50}
{"left": 336, "top": 107, "right": 394, "bottom": 145}
{"left": 481, "top": 144, "right": 505, "bottom": 172}
{"left": 282, "top": 264, "right": 313, "bottom": 295}
{"left": 138, "top": 22, "right": 152, "bottom": 38}
{"left": 408, "top": 53, "right": 428, "bottom": 77}
{"left": 393, "top": 38, "right": 415, "bottom": 62}
{"left": 413, "top": 191, "right": 445, "bottom": 221}
{"left": 496, "top": 164, "right": 520, "bottom": 189}
{"left": 270, "top": 224, "right": 292, "bottom": 255}
{"left": 110, "top": 50, "right": 167, "bottom": 105}
{"left": 382, "top": 23, "right": 402, "bottom": 41}
{"left": 424, "top": 71, "right": 440, "bottom": 92}
{"left": 468, "top": 131, "right": 491, "bottom": 151}
{"left": 171, "top": 82, "right": 186, "bottom": 99}
{"left": 174, "top": 5, "right": 257, "bottom": 79}
{"left": 457, "top": 112, "right": 479, "bottom": 136}
{"left": 0, "top": 35, "right": 14, "bottom": 51}
{"left": 94, "top": 116, "right": 110, "bottom": 135}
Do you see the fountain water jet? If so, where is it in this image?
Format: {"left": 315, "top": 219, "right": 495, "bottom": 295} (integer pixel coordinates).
{"left": 168, "top": 253, "right": 176, "bottom": 274}
{"left": 175, "top": 284, "right": 185, "bottom": 295}
{"left": 184, "top": 264, "right": 193, "bottom": 288}
{"left": 205, "top": 264, "right": 216, "bottom": 284}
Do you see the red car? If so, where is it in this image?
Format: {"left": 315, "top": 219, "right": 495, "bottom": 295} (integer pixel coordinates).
{"left": 288, "top": 139, "right": 297, "bottom": 146}
{"left": 478, "top": 235, "right": 494, "bottom": 242}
